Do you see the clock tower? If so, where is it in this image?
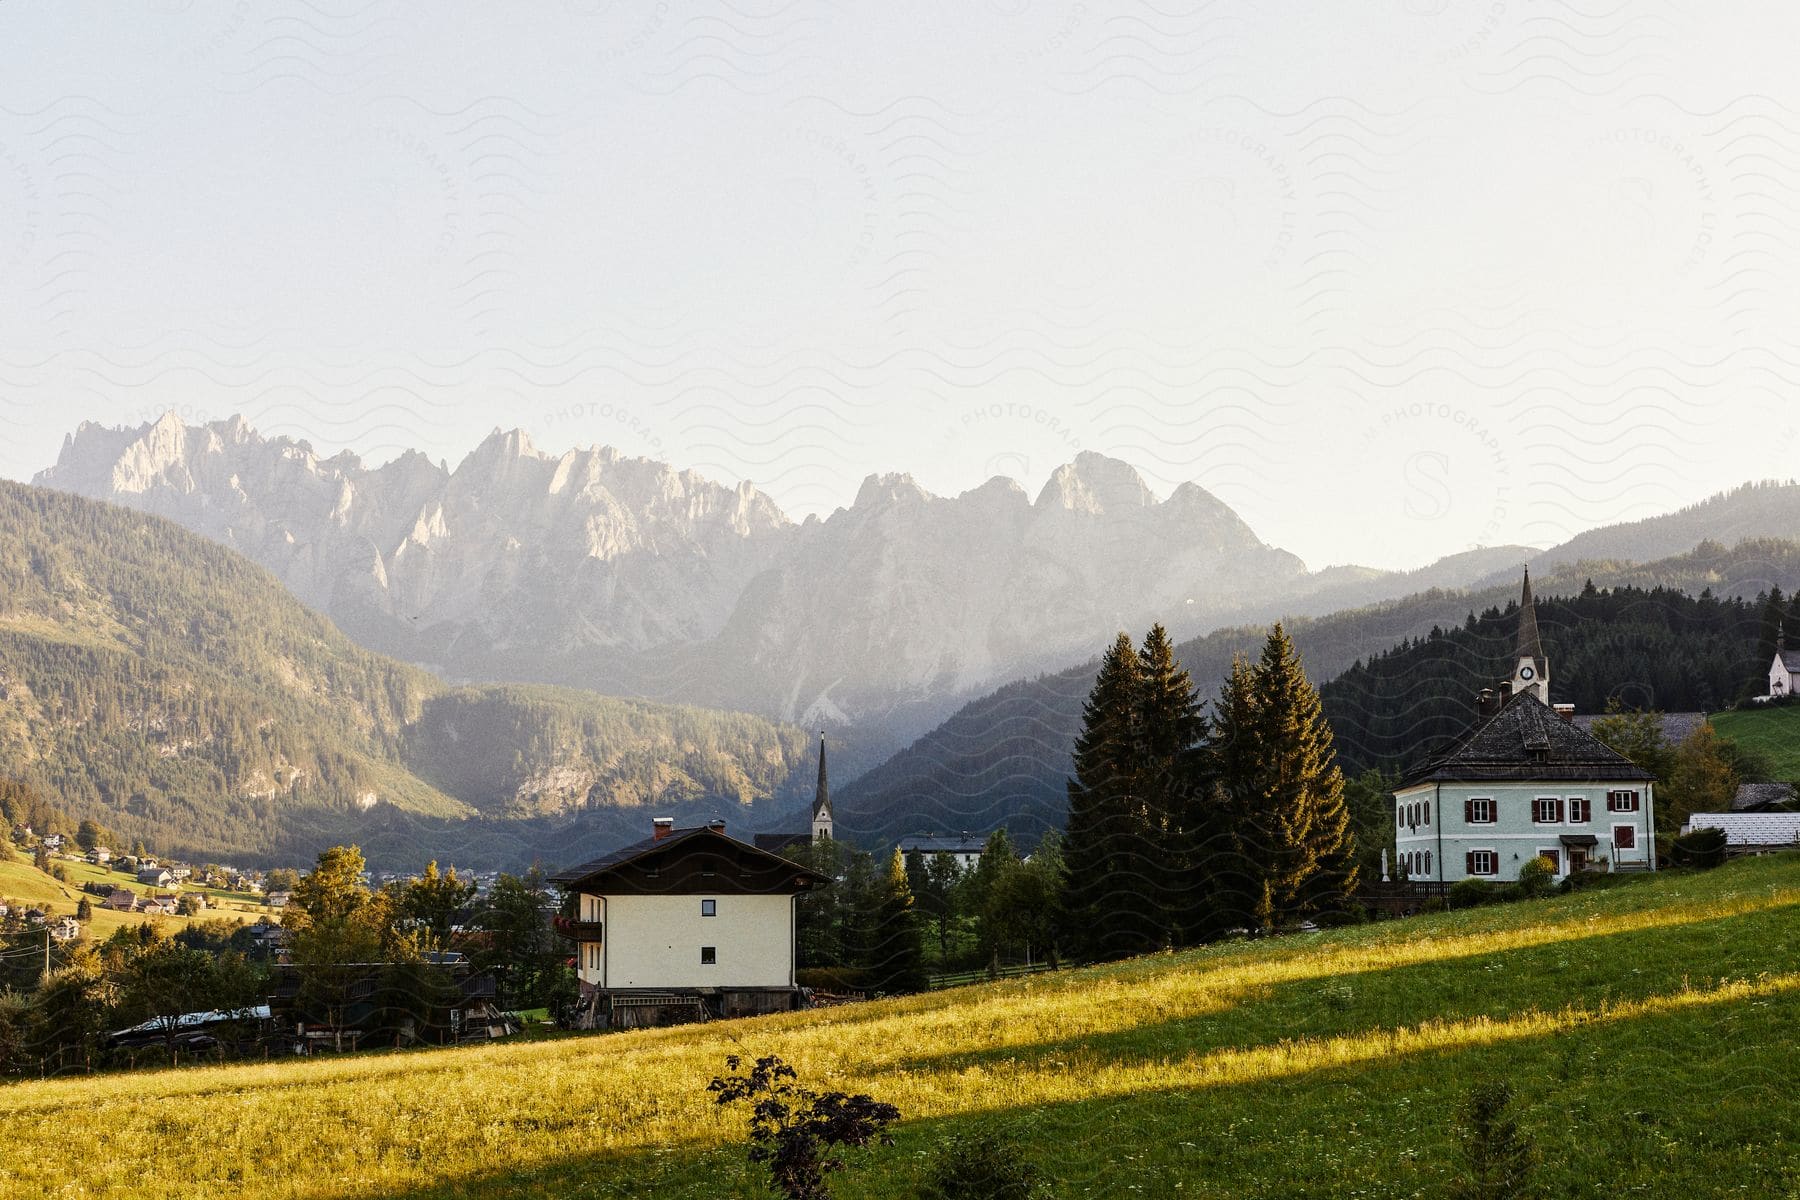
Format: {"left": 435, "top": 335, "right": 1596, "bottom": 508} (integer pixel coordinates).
{"left": 1512, "top": 567, "right": 1549, "bottom": 703}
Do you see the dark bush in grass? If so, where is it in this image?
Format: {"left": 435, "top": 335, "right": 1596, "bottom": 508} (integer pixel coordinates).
{"left": 920, "top": 1129, "right": 1045, "bottom": 1200}
{"left": 1449, "top": 1079, "right": 1538, "bottom": 1200}
{"left": 1670, "top": 827, "right": 1728, "bottom": 869}
{"left": 1448, "top": 879, "right": 1497, "bottom": 909}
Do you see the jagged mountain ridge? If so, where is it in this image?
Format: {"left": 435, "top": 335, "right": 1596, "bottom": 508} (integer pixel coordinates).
{"left": 38, "top": 415, "right": 1317, "bottom": 739}
{"left": 0, "top": 479, "right": 861, "bottom": 868}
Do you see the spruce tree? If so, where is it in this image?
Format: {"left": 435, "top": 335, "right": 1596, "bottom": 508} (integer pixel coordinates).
{"left": 1061, "top": 633, "right": 1152, "bottom": 961}
{"left": 867, "top": 848, "right": 927, "bottom": 994}
{"left": 1136, "top": 623, "right": 1212, "bottom": 944}
{"left": 1219, "top": 626, "right": 1359, "bottom": 931}
{"left": 1203, "top": 654, "right": 1262, "bottom": 935}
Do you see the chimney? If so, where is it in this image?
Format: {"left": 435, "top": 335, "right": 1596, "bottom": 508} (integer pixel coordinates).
{"left": 1476, "top": 688, "right": 1496, "bottom": 718}
{"left": 1498, "top": 681, "right": 1513, "bottom": 704}
{"left": 652, "top": 817, "right": 674, "bottom": 841}
{"left": 1554, "top": 703, "right": 1576, "bottom": 724}
{"left": 707, "top": 818, "right": 726, "bottom": 834}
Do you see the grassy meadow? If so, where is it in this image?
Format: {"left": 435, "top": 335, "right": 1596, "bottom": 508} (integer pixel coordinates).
{"left": 0, "top": 857, "right": 240, "bottom": 939}
{"left": 1712, "top": 704, "right": 1800, "bottom": 781}
{"left": 5, "top": 855, "right": 1800, "bottom": 1199}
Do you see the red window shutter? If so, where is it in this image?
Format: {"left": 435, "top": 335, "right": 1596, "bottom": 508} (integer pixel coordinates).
{"left": 1631, "top": 791, "right": 1641, "bottom": 812}
{"left": 1466, "top": 850, "right": 1476, "bottom": 874}
{"left": 1464, "top": 799, "right": 1474, "bottom": 823}
{"left": 1556, "top": 798, "right": 1566, "bottom": 822}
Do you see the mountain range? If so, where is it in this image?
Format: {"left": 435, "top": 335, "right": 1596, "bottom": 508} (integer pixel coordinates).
{"left": 39, "top": 414, "right": 1541, "bottom": 749}
{"left": 0, "top": 480, "right": 855, "bottom": 868}
{"left": 835, "top": 529, "right": 1800, "bottom": 846}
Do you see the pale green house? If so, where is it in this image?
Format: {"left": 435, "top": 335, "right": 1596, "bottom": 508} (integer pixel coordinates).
{"left": 1392, "top": 571, "right": 1658, "bottom": 886}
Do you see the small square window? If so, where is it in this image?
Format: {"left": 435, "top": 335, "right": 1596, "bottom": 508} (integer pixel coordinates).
{"left": 700, "top": 946, "right": 717, "bottom": 965}
{"left": 701, "top": 899, "right": 716, "bottom": 917}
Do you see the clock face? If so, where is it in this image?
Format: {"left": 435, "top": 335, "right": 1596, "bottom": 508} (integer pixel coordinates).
{"left": 1519, "top": 666, "right": 1535, "bottom": 680}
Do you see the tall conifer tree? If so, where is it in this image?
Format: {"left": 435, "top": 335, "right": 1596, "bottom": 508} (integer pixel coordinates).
{"left": 1136, "top": 623, "right": 1211, "bottom": 944}
{"left": 1062, "top": 632, "right": 1153, "bottom": 960}
{"left": 1214, "top": 626, "right": 1358, "bottom": 931}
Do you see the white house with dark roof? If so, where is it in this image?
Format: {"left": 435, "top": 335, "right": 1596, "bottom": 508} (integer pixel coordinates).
{"left": 550, "top": 818, "right": 824, "bottom": 1028}
{"left": 1393, "top": 572, "right": 1658, "bottom": 886}
{"left": 896, "top": 833, "right": 987, "bottom": 871}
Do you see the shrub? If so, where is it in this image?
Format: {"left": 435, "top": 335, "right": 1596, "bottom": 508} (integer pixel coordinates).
{"left": 920, "top": 1129, "right": 1045, "bottom": 1200}
{"left": 1670, "top": 827, "right": 1728, "bottom": 869}
{"left": 1448, "top": 878, "right": 1496, "bottom": 909}
{"left": 1449, "top": 1079, "right": 1538, "bottom": 1200}
{"left": 709, "top": 1054, "right": 900, "bottom": 1200}
{"left": 1517, "top": 856, "right": 1557, "bottom": 899}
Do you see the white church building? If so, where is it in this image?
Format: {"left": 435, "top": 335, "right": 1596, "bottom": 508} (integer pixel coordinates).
{"left": 1392, "top": 570, "right": 1659, "bottom": 886}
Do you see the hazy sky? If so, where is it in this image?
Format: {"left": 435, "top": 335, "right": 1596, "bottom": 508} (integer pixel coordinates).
{"left": 4, "top": 2, "right": 1800, "bottom": 570}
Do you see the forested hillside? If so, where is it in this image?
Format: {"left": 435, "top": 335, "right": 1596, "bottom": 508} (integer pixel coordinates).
{"left": 0, "top": 482, "right": 840, "bottom": 866}
{"left": 839, "top": 539, "right": 1800, "bottom": 845}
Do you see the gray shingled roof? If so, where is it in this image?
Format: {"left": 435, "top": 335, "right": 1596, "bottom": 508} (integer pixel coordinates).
{"left": 1404, "top": 692, "right": 1657, "bottom": 787}
{"left": 898, "top": 834, "right": 988, "bottom": 855}
{"left": 1733, "top": 782, "right": 1797, "bottom": 811}
{"left": 1684, "top": 812, "right": 1800, "bottom": 846}
{"left": 1779, "top": 650, "right": 1800, "bottom": 674}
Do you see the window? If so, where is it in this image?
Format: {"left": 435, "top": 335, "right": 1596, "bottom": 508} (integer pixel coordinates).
{"left": 1423, "top": 805, "right": 1430, "bottom": 827}
{"left": 1467, "top": 849, "right": 1498, "bottom": 876}
{"left": 701, "top": 899, "right": 716, "bottom": 917}
{"left": 1608, "top": 790, "right": 1641, "bottom": 813}
{"left": 1569, "top": 797, "right": 1590, "bottom": 823}
{"left": 1614, "top": 825, "right": 1637, "bottom": 850}
{"left": 1465, "top": 798, "right": 1496, "bottom": 824}
{"left": 1537, "top": 849, "right": 1560, "bottom": 873}
{"left": 700, "top": 946, "right": 716, "bottom": 965}
{"left": 1533, "top": 797, "right": 1563, "bottom": 824}
{"left": 1424, "top": 850, "right": 1432, "bottom": 875}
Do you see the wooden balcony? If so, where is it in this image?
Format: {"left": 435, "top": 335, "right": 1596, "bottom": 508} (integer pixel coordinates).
{"left": 552, "top": 916, "right": 604, "bottom": 941}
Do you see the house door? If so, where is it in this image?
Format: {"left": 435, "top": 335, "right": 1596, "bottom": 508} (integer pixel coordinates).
{"left": 1567, "top": 848, "right": 1588, "bottom": 873}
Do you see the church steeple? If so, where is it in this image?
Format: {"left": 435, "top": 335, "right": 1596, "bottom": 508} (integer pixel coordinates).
{"left": 810, "top": 732, "right": 833, "bottom": 841}
{"left": 1512, "top": 567, "right": 1549, "bottom": 702}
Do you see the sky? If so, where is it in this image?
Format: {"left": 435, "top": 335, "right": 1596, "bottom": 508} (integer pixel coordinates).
{"left": 4, "top": 2, "right": 1800, "bottom": 570}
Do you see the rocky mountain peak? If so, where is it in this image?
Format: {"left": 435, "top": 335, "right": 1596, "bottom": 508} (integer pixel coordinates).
{"left": 1034, "top": 452, "right": 1158, "bottom": 514}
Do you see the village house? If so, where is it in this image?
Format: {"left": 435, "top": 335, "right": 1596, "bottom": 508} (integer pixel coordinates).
{"left": 264, "top": 890, "right": 293, "bottom": 910}
{"left": 137, "top": 866, "right": 174, "bottom": 889}
{"left": 553, "top": 817, "right": 824, "bottom": 1030}
{"left": 40, "top": 833, "right": 63, "bottom": 852}
{"left": 86, "top": 846, "right": 112, "bottom": 865}
{"left": 50, "top": 915, "right": 81, "bottom": 942}
{"left": 103, "top": 888, "right": 139, "bottom": 912}
{"left": 897, "top": 832, "right": 988, "bottom": 871}
{"left": 1393, "top": 571, "right": 1658, "bottom": 888}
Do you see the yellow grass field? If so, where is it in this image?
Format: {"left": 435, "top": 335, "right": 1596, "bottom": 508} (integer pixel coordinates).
{"left": 5, "top": 855, "right": 1800, "bottom": 1199}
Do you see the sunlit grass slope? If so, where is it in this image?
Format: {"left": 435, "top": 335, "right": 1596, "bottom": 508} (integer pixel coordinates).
{"left": 7, "top": 857, "right": 1800, "bottom": 1199}
{"left": 1712, "top": 704, "right": 1800, "bottom": 780}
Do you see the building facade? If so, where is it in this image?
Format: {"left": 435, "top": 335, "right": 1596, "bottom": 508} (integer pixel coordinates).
{"left": 552, "top": 819, "right": 823, "bottom": 1027}
{"left": 1393, "top": 572, "right": 1657, "bottom": 886}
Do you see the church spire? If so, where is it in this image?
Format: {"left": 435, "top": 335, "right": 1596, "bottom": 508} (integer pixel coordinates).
{"left": 810, "top": 731, "right": 833, "bottom": 841}
{"left": 1511, "top": 567, "right": 1549, "bottom": 702}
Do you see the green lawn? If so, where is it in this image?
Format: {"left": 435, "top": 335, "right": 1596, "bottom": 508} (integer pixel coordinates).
{"left": 6, "top": 858, "right": 1800, "bottom": 1198}
{"left": 1712, "top": 705, "right": 1800, "bottom": 781}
